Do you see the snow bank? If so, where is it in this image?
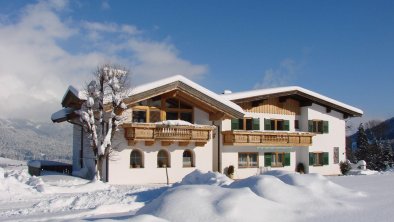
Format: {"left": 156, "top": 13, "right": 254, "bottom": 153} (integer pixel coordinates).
{"left": 137, "top": 185, "right": 291, "bottom": 222}
{"left": 347, "top": 169, "right": 379, "bottom": 175}
{"left": 135, "top": 170, "right": 361, "bottom": 221}
{"left": 176, "top": 170, "right": 233, "bottom": 186}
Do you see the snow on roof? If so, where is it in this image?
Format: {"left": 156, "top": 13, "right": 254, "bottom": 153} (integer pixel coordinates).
{"left": 61, "top": 85, "right": 87, "bottom": 103}
{"left": 129, "top": 75, "right": 245, "bottom": 114}
{"left": 221, "top": 86, "right": 363, "bottom": 115}
{"left": 51, "top": 107, "right": 75, "bottom": 122}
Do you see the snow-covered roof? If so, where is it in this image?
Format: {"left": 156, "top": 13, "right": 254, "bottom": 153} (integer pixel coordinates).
{"left": 51, "top": 107, "right": 75, "bottom": 123}
{"left": 62, "top": 86, "right": 86, "bottom": 102}
{"left": 126, "top": 75, "right": 245, "bottom": 117}
{"left": 221, "top": 86, "right": 363, "bottom": 117}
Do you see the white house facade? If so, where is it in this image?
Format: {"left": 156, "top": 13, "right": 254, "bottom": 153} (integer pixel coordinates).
{"left": 52, "top": 75, "right": 363, "bottom": 184}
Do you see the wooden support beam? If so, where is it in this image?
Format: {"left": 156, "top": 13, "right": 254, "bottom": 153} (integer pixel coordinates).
{"left": 279, "top": 96, "right": 288, "bottom": 103}
{"left": 161, "top": 141, "right": 174, "bottom": 146}
{"left": 145, "top": 141, "right": 155, "bottom": 146}
{"left": 300, "top": 101, "right": 313, "bottom": 107}
{"left": 178, "top": 141, "right": 189, "bottom": 146}
{"left": 195, "top": 142, "right": 206, "bottom": 147}
{"left": 209, "top": 112, "right": 226, "bottom": 121}
{"left": 326, "top": 107, "right": 332, "bottom": 113}
{"left": 128, "top": 140, "right": 137, "bottom": 146}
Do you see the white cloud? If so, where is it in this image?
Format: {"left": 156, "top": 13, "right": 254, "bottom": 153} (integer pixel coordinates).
{"left": 254, "top": 59, "right": 297, "bottom": 89}
{"left": 0, "top": 0, "right": 208, "bottom": 121}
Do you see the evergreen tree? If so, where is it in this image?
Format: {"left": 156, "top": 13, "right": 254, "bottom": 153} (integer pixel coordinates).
{"left": 381, "top": 140, "right": 394, "bottom": 169}
{"left": 355, "top": 123, "right": 369, "bottom": 162}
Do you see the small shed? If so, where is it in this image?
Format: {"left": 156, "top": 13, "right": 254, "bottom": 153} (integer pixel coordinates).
{"left": 27, "top": 160, "right": 72, "bottom": 176}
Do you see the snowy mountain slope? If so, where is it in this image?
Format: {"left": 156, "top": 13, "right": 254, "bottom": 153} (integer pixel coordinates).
{"left": 0, "top": 118, "right": 72, "bottom": 163}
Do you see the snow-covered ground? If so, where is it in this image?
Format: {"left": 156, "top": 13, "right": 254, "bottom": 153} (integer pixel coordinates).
{"left": 1, "top": 157, "right": 394, "bottom": 222}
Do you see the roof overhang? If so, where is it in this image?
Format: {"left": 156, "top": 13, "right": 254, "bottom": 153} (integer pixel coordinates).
{"left": 123, "top": 75, "right": 245, "bottom": 119}
{"left": 221, "top": 86, "right": 363, "bottom": 118}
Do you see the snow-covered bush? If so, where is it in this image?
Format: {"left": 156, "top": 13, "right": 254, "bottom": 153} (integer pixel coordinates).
{"left": 339, "top": 160, "right": 352, "bottom": 175}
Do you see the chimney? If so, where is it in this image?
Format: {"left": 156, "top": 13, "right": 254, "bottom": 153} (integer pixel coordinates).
{"left": 222, "top": 90, "right": 232, "bottom": 94}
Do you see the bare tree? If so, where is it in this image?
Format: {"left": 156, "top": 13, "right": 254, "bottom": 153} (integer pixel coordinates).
{"left": 76, "top": 64, "right": 129, "bottom": 181}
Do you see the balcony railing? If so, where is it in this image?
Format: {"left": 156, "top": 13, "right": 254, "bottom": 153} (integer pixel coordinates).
{"left": 222, "top": 130, "right": 314, "bottom": 147}
{"left": 123, "top": 123, "right": 214, "bottom": 146}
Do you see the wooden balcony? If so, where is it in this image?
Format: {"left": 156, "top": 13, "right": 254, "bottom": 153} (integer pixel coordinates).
{"left": 222, "top": 131, "right": 314, "bottom": 147}
{"left": 123, "top": 123, "right": 215, "bottom": 146}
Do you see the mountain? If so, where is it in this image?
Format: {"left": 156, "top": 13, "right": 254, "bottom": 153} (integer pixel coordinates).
{"left": 0, "top": 118, "right": 72, "bottom": 163}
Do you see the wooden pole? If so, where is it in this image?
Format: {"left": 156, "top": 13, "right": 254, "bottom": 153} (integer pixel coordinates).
{"left": 165, "top": 165, "right": 169, "bottom": 185}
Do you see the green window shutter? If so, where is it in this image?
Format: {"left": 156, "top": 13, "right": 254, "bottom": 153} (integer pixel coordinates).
{"left": 253, "top": 118, "right": 260, "bottom": 130}
{"left": 231, "top": 119, "right": 239, "bottom": 130}
{"left": 284, "top": 120, "right": 290, "bottom": 131}
{"left": 284, "top": 153, "right": 291, "bottom": 166}
{"left": 323, "top": 121, "right": 329, "bottom": 133}
{"left": 309, "top": 152, "right": 314, "bottom": 165}
{"left": 264, "top": 153, "right": 272, "bottom": 167}
{"left": 323, "top": 152, "right": 329, "bottom": 165}
{"left": 264, "top": 119, "right": 271, "bottom": 130}
{"left": 308, "top": 120, "right": 313, "bottom": 132}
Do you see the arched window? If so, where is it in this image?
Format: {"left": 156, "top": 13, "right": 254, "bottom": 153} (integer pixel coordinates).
{"left": 130, "top": 150, "right": 143, "bottom": 168}
{"left": 157, "top": 149, "right": 170, "bottom": 168}
{"left": 183, "top": 150, "right": 195, "bottom": 167}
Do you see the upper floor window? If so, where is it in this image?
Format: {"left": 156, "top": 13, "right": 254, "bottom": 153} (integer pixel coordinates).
{"left": 264, "top": 119, "right": 289, "bottom": 131}
{"left": 294, "top": 120, "right": 300, "bottom": 130}
{"left": 165, "top": 98, "right": 193, "bottom": 123}
{"left": 231, "top": 118, "right": 260, "bottom": 130}
{"left": 131, "top": 96, "right": 194, "bottom": 123}
{"left": 309, "top": 152, "right": 329, "bottom": 166}
{"left": 308, "top": 120, "right": 329, "bottom": 133}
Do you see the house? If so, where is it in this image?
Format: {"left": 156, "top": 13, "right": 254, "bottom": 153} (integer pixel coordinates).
{"left": 52, "top": 75, "right": 363, "bottom": 184}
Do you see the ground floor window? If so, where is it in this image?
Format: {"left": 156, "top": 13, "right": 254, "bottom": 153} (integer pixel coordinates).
{"left": 183, "top": 150, "right": 195, "bottom": 167}
{"left": 130, "top": 149, "right": 143, "bottom": 168}
{"left": 309, "top": 152, "right": 329, "bottom": 166}
{"left": 264, "top": 152, "right": 290, "bottom": 167}
{"left": 238, "top": 153, "right": 258, "bottom": 168}
{"left": 158, "top": 149, "right": 170, "bottom": 168}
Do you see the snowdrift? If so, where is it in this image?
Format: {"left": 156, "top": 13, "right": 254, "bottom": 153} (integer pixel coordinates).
{"left": 135, "top": 170, "right": 361, "bottom": 222}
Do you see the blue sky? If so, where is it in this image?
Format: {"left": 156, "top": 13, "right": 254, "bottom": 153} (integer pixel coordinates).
{"left": 0, "top": 0, "right": 393, "bottom": 127}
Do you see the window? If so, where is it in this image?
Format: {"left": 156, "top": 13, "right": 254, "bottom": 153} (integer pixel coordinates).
{"left": 157, "top": 149, "right": 170, "bottom": 168}
{"left": 238, "top": 153, "right": 258, "bottom": 168}
{"left": 294, "top": 120, "right": 299, "bottom": 130}
{"left": 264, "top": 152, "right": 290, "bottom": 167}
{"left": 231, "top": 118, "right": 260, "bottom": 130}
{"left": 264, "top": 119, "right": 290, "bottom": 131}
{"left": 165, "top": 98, "right": 193, "bottom": 123}
{"left": 130, "top": 150, "right": 143, "bottom": 168}
{"left": 132, "top": 96, "right": 162, "bottom": 123}
{"left": 183, "top": 150, "right": 194, "bottom": 167}
{"left": 309, "top": 152, "right": 329, "bottom": 166}
{"left": 132, "top": 110, "right": 147, "bottom": 123}
{"left": 333, "top": 147, "right": 339, "bottom": 164}
{"left": 308, "top": 120, "right": 329, "bottom": 133}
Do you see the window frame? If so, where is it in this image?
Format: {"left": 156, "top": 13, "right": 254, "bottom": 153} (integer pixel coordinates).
{"left": 182, "top": 149, "right": 195, "bottom": 168}
{"left": 309, "top": 152, "right": 329, "bottom": 166}
{"left": 238, "top": 152, "right": 259, "bottom": 168}
{"left": 264, "top": 119, "right": 290, "bottom": 131}
{"left": 231, "top": 118, "right": 260, "bottom": 131}
{"left": 157, "top": 149, "right": 171, "bottom": 168}
{"left": 130, "top": 149, "right": 144, "bottom": 168}
{"left": 309, "top": 120, "right": 329, "bottom": 134}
